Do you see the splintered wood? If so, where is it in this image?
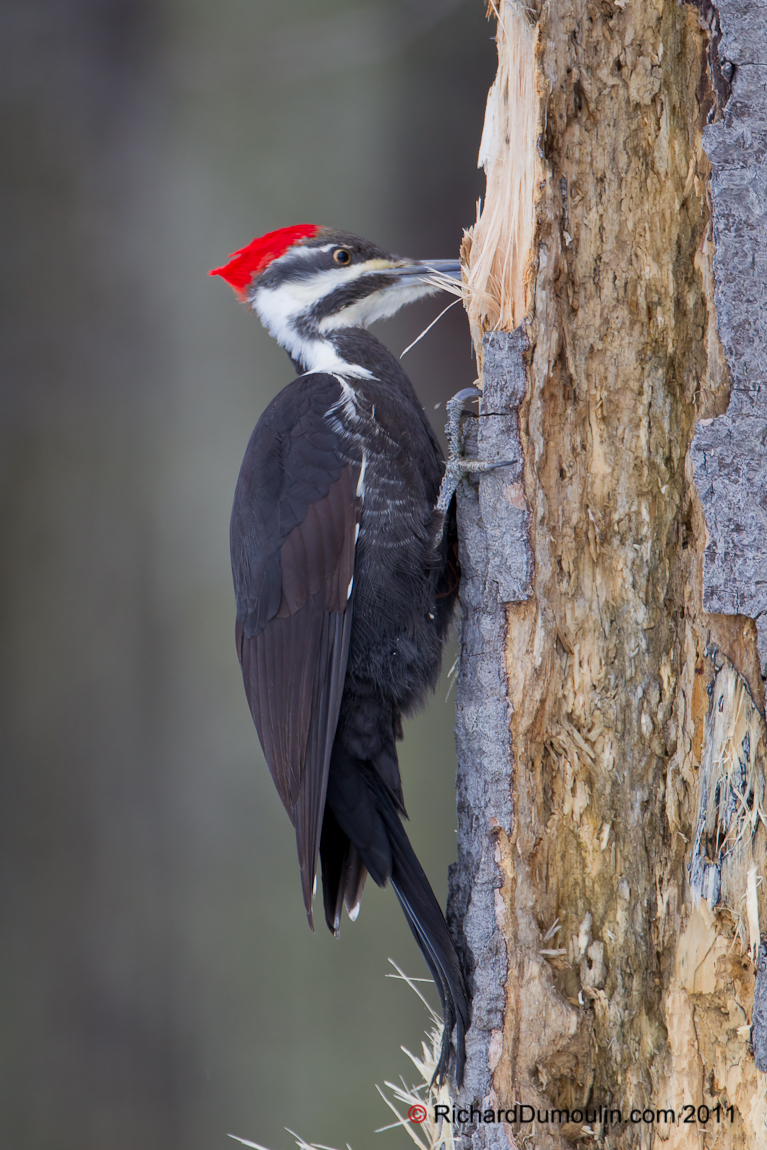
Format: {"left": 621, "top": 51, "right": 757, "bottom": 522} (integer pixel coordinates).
{"left": 463, "top": 2, "right": 540, "bottom": 352}
{"left": 688, "top": 655, "right": 767, "bottom": 930}
{"left": 455, "top": 0, "right": 767, "bottom": 1146}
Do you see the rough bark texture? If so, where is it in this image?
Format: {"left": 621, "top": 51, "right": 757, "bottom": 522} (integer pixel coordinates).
{"left": 449, "top": 329, "right": 532, "bottom": 1119}
{"left": 691, "top": 0, "right": 767, "bottom": 679}
{"left": 449, "top": 0, "right": 767, "bottom": 1147}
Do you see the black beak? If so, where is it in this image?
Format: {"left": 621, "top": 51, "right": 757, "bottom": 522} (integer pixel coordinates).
{"left": 387, "top": 259, "right": 462, "bottom": 284}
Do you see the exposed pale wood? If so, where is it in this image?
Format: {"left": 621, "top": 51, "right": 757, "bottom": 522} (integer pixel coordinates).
{"left": 464, "top": 2, "right": 540, "bottom": 355}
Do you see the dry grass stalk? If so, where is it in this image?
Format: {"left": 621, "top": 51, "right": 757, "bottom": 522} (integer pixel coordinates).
{"left": 228, "top": 962, "right": 455, "bottom": 1150}
{"left": 374, "top": 963, "right": 454, "bottom": 1150}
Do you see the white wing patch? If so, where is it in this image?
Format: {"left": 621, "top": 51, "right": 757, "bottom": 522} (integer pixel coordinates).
{"left": 356, "top": 452, "right": 368, "bottom": 500}
{"left": 330, "top": 376, "right": 359, "bottom": 421}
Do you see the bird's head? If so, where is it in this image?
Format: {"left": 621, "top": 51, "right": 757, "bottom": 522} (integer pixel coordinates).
{"left": 209, "top": 225, "right": 460, "bottom": 375}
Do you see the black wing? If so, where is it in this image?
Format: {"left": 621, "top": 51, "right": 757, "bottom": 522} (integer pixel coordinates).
{"left": 231, "top": 373, "right": 360, "bottom": 926}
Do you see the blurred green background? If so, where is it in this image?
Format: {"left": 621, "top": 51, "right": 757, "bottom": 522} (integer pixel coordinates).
{"left": 0, "top": 2, "right": 494, "bottom": 1147}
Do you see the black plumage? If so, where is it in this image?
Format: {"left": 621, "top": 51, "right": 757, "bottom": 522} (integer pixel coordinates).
{"left": 217, "top": 226, "right": 469, "bottom": 1084}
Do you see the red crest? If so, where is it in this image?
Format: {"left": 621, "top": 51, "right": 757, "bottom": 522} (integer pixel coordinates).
{"left": 209, "top": 224, "right": 321, "bottom": 295}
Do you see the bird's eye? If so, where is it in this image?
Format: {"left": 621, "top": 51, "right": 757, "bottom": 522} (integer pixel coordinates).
{"left": 333, "top": 248, "right": 352, "bottom": 265}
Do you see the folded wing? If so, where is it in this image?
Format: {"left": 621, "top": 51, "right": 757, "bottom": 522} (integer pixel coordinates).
{"left": 231, "top": 375, "right": 360, "bottom": 925}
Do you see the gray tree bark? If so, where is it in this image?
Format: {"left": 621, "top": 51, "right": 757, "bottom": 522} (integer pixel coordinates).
{"left": 691, "top": 0, "right": 767, "bottom": 679}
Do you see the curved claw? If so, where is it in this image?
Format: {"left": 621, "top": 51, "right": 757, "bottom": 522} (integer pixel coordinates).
{"left": 460, "top": 458, "right": 514, "bottom": 472}
{"left": 444, "top": 387, "right": 481, "bottom": 464}
{"left": 445, "top": 388, "right": 480, "bottom": 425}
{"left": 447, "top": 386, "right": 482, "bottom": 407}
{"left": 437, "top": 456, "right": 514, "bottom": 513}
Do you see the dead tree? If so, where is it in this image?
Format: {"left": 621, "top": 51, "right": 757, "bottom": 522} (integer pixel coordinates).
{"left": 448, "top": 1, "right": 767, "bottom": 1145}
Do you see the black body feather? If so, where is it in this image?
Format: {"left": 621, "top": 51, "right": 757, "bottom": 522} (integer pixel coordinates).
{"left": 231, "top": 331, "right": 469, "bottom": 1083}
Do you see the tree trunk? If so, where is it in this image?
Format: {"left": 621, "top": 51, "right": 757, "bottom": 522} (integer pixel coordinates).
{"left": 449, "top": 1, "right": 767, "bottom": 1147}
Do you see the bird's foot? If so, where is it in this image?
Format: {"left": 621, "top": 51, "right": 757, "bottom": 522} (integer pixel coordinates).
{"left": 436, "top": 387, "right": 512, "bottom": 512}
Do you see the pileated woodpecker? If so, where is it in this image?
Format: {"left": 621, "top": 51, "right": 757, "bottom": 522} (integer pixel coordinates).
{"left": 210, "top": 225, "right": 470, "bottom": 1083}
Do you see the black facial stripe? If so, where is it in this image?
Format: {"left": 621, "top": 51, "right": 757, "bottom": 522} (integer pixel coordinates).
{"left": 256, "top": 254, "right": 328, "bottom": 290}
{"left": 292, "top": 274, "right": 398, "bottom": 337}
{"left": 254, "top": 234, "right": 394, "bottom": 292}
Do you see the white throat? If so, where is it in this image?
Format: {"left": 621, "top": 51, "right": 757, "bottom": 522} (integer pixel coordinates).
{"left": 251, "top": 286, "right": 371, "bottom": 377}
{"left": 250, "top": 267, "right": 436, "bottom": 379}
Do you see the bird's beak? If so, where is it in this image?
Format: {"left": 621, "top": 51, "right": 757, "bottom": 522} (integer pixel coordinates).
{"left": 386, "top": 259, "right": 462, "bottom": 285}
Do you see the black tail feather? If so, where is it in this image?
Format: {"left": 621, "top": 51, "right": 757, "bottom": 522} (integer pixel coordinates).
{"left": 320, "top": 805, "right": 367, "bottom": 936}
{"left": 385, "top": 817, "right": 469, "bottom": 1085}
{"left": 325, "top": 754, "right": 469, "bottom": 1085}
